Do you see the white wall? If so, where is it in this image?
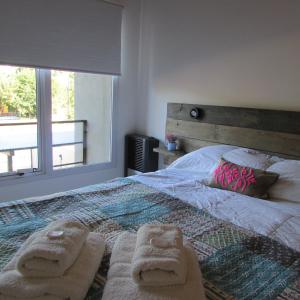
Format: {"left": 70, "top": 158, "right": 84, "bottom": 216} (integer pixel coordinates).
{"left": 74, "top": 74, "right": 112, "bottom": 164}
{"left": 0, "top": 0, "right": 141, "bottom": 202}
{"left": 137, "top": 0, "right": 300, "bottom": 142}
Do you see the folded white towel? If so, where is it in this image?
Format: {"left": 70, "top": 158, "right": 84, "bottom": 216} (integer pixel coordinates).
{"left": 16, "top": 219, "right": 89, "bottom": 278}
{"left": 102, "top": 232, "right": 206, "bottom": 300}
{"left": 0, "top": 232, "right": 105, "bottom": 300}
{"left": 132, "top": 224, "right": 187, "bottom": 286}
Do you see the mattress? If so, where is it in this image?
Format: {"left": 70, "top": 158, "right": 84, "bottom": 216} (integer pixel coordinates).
{"left": 0, "top": 175, "right": 299, "bottom": 300}
{"left": 133, "top": 168, "right": 300, "bottom": 251}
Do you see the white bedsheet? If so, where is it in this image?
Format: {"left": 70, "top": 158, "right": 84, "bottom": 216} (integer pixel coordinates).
{"left": 131, "top": 169, "right": 300, "bottom": 252}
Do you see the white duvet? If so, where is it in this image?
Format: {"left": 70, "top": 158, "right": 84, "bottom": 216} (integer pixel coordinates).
{"left": 132, "top": 168, "right": 300, "bottom": 252}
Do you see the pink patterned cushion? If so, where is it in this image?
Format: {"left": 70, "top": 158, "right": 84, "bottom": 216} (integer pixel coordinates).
{"left": 209, "top": 159, "right": 279, "bottom": 198}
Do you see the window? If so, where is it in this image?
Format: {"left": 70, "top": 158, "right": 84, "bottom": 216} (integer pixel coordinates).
{"left": 51, "top": 71, "right": 112, "bottom": 169}
{"left": 0, "top": 66, "right": 39, "bottom": 176}
{"left": 0, "top": 65, "right": 114, "bottom": 179}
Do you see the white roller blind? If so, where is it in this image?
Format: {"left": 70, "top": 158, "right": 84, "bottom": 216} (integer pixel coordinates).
{"left": 0, "top": 0, "right": 122, "bottom": 75}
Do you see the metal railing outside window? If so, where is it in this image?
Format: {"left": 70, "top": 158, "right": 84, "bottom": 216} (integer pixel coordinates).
{"left": 0, "top": 120, "right": 87, "bottom": 175}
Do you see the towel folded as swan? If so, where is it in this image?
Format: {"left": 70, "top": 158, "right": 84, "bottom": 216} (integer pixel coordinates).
{"left": 17, "top": 219, "right": 89, "bottom": 278}
{"left": 0, "top": 232, "right": 105, "bottom": 300}
{"left": 132, "top": 224, "right": 187, "bottom": 286}
{"left": 102, "top": 232, "right": 206, "bottom": 300}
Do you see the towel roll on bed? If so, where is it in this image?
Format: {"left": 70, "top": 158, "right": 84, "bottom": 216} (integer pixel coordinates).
{"left": 17, "top": 219, "right": 89, "bottom": 278}
{"left": 131, "top": 224, "right": 187, "bottom": 286}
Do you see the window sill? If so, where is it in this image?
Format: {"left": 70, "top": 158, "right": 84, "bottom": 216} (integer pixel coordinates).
{"left": 0, "top": 161, "right": 116, "bottom": 188}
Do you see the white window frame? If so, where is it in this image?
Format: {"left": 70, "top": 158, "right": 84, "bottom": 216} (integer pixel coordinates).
{"left": 0, "top": 68, "right": 118, "bottom": 186}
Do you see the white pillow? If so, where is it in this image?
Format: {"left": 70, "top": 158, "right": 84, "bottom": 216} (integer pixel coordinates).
{"left": 267, "top": 160, "right": 300, "bottom": 203}
{"left": 167, "top": 144, "right": 237, "bottom": 173}
{"left": 223, "top": 148, "right": 279, "bottom": 170}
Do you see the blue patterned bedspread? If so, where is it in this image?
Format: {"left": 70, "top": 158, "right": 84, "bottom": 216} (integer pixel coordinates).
{"left": 0, "top": 178, "right": 299, "bottom": 300}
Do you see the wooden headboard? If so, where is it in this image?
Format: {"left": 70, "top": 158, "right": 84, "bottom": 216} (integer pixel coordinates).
{"left": 166, "top": 103, "right": 300, "bottom": 159}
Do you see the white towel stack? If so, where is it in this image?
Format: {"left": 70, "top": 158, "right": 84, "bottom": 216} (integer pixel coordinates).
{"left": 102, "top": 224, "right": 206, "bottom": 300}
{"left": 132, "top": 224, "right": 188, "bottom": 286}
{"left": 17, "top": 219, "right": 89, "bottom": 278}
{"left": 0, "top": 219, "right": 105, "bottom": 300}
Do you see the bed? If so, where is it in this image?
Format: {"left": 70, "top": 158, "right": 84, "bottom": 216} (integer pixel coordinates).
{"left": 0, "top": 104, "right": 299, "bottom": 300}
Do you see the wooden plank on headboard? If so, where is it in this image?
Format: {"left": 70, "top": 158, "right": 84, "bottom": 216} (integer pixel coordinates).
{"left": 166, "top": 103, "right": 300, "bottom": 159}
{"left": 168, "top": 103, "right": 300, "bottom": 134}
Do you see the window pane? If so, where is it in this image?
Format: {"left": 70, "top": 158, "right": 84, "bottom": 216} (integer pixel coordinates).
{"left": 53, "top": 144, "right": 83, "bottom": 168}
{"left": 0, "top": 66, "right": 38, "bottom": 175}
{"left": 51, "top": 70, "right": 112, "bottom": 170}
